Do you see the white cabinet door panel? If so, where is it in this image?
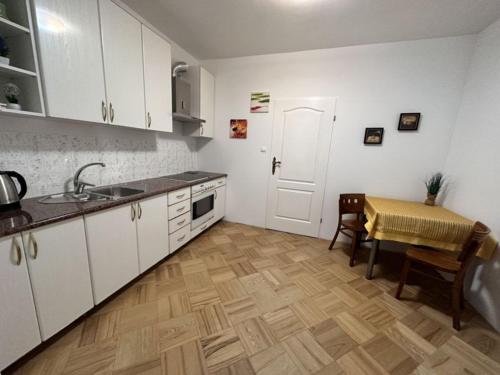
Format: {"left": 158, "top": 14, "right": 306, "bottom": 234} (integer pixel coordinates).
{"left": 136, "top": 195, "right": 169, "bottom": 272}
{"left": 99, "top": 0, "right": 145, "bottom": 128}
{"left": 214, "top": 185, "right": 226, "bottom": 222}
{"left": 85, "top": 204, "right": 139, "bottom": 304}
{"left": 34, "top": 0, "right": 107, "bottom": 123}
{"left": 23, "top": 218, "right": 94, "bottom": 340}
{"left": 199, "top": 67, "right": 215, "bottom": 138}
{"left": 142, "top": 25, "right": 172, "bottom": 133}
{"left": 0, "top": 235, "right": 41, "bottom": 371}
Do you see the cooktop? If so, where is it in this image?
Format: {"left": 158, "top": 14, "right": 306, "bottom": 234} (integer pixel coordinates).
{"left": 167, "top": 171, "right": 212, "bottom": 183}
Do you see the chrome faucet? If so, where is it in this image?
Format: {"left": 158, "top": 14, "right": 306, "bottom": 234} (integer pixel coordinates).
{"left": 73, "top": 162, "right": 106, "bottom": 195}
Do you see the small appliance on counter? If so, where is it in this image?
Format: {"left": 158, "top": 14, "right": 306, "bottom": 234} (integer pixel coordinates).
{"left": 0, "top": 171, "right": 27, "bottom": 211}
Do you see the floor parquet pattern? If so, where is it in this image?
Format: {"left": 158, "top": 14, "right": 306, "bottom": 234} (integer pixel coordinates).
{"left": 9, "top": 221, "right": 500, "bottom": 375}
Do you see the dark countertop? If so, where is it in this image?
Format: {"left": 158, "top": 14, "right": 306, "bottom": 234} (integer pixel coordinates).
{"left": 0, "top": 172, "right": 226, "bottom": 239}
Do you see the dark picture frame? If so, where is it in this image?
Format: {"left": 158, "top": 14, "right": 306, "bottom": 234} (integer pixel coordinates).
{"left": 398, "top": 113, "right": 421, "bottom": 131}
{"left": 364, "top": 128, "right": 384, "bottom": 145}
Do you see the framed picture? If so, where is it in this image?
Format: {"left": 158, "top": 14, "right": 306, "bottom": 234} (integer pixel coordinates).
{"left": 398, "top": 113, "right": 421, "bottom": 131}
{"left": 364, "top": 128, "right": 384, "bottom": 145}
{"left": 230, "top": 119, "right": 248, "bottom": 139}
{"left": 250, "top": 92, "right": 270, "bottom": 113}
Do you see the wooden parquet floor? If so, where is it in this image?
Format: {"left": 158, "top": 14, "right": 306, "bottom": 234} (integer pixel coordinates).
{"left": 10, "top": 221, "right": 500, "bottom": 375}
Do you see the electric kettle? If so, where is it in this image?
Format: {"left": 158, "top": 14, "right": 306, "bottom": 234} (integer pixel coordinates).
{"left": 0, "top": 171, "right": 27, "bottom": 211}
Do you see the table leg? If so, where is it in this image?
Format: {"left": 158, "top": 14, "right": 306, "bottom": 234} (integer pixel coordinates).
{"left": 366, "top": 239, "right": 380, "bottom": 280}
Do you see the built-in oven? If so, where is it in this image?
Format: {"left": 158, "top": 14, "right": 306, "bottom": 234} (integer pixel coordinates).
{"left": 191, "top": 180, "right": 216, "bottom": 230}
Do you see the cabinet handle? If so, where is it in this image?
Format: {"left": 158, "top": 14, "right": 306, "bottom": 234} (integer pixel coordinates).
{"left": 137, "top": 202, "right": 142, "bottom": 219}
{"left": 215, "top": 190, "right": 217, "bottom": 199}
{"left": 177, "top": 219, "right": 186, "bottom": 226}
{"left": 13, "top": 238, "right": 22, "bottom": 266}
{"left": 177, "top": 206, "right": 186, "bottom": 212}
{"left": 177, "top": 235, "right": 186, "bottom": 242}
{"left": 131, "top": 204, "right": 136, "bottom": 221}
{"left": 201, "top": 125, "right": 204, "bottom": 136}
{"left": 110, "top": 103, "right": 115, "bottom": 123}
{"left": 102, "top": 100, "right": 107, "bottom": 122}
{"left": 200, "top": 224, "right": 208, "bottom": 231}
{"left": 176, "top": 193, "right": 185, "bottom": 199}
{"left": 29, "top": 233, "right": 38, "bottom": 259}
{"left": 147, "top": 112, "right": 152, "bottom": 128}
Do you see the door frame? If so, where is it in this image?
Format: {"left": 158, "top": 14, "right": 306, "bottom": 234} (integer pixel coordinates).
{"left": 264, "top": 97, "right": 337, "bottom": 237}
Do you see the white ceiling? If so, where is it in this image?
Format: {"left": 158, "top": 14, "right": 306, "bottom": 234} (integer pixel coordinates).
{"left": 123, "top": 0, "right": 500, "bottom": 59}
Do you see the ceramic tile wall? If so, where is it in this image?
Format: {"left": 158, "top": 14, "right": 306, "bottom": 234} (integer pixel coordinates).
{"left": 0, "top": 117, "right": 198, "bottom": 198}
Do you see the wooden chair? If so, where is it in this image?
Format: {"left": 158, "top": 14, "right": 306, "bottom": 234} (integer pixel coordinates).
{"left": 395, "top": 222, "right": 490, "bottom": 330}
{"left": 329, "top": 193, "right": 371, "bottom": 267}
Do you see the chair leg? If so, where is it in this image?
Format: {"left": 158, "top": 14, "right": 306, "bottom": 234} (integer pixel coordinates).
{"left": 349, "top": 231, "right": 359, "bottom": 267}
{"left": 329, "top": 224, "right": 341, "bottom": 250}
{"left": 395, "top": 258, "right": 411, "bottom": 299}
{"left": 452, "top": 280, "right": 462, "bottom": 331}
{"left": 460, "top": 284, "right": 465, "bottom": 310}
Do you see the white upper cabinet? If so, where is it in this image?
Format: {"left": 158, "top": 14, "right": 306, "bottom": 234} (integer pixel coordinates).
{"left": 142, "top": 25, "right": 173, "bottom": 133}
{"left": 0, "top": 235, "right": 41, "bottom": 371}
{"left": 99, "top": 0, "right": 145, "bottom": 129}
{"left": 34, "top": 0, "right": 107, "bottom": 123}
{"left": 199, "top": 67, "right": 215, "bottom": 138}
{"left": 22, "top": 218, "right": 94, "bottom": 340}
{"left": 85, "top": 204, "right": 140, "bottom": 304}
{"left": 136, "top": 195, "right": 170, "bottom": 273}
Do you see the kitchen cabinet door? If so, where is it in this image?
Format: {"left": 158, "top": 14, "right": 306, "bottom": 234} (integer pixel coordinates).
{"left": 214, "top": 185, "right": 226, "bottom": 222}
{"left": 85, "top": 204, "right": 140, "bottom": 304}
{"left": 142, "top": 25, "right": 173, "bottom": 133}
{"left": 136, "top": 194, "right": 169, "bottom": 273}
{"left": 99, "top": 0, "right": 145, "bottom": 129}
{"left": 0, "top": 235, "right": 41, "bottom": 371}
{"left": 23, "top": 218, "right": 94, "bottom": 340}
{"left": 34, "top": 0, "right": 107, "bottom": 123}
{"left": 199, "top": 67, "right": 215, "bottom": 138}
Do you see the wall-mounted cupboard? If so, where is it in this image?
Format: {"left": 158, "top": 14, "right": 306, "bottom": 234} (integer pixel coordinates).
{"left": 33, "top": 0, "right": 172, "bottom": 132}
{"left": 0, "top": 0, "right": 44, "bottom": 116}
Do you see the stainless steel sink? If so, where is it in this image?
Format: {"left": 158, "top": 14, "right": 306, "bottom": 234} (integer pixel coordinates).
{"left": 89, "top": 186, "right": 144, "bottom": 199}
{"left": 39, "top": 186, "right": 144, "bottom": 204}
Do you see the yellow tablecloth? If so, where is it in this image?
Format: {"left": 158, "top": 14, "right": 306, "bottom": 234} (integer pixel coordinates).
{"left": 364, "top": 196, "right": 498, "bottom": 259}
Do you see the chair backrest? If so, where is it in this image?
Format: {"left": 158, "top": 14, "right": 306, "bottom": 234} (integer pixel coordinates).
{"left": 339, "top": 194, "right": 365, "bottom": 215}
{"left": 457, "top": 221, "right": 491, "bottom": 274}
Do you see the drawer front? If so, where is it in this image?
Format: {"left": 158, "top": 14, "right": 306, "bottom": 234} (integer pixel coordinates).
{"left": 168, "top": 187, "right": 191, "bottom": 206}
{"left": 214, "top": 177, "right": 226, "bottom": 187}
{"left": 169, "top": 224, "right": 191, "bottom": 253}
{"left": 190, "top": 216, "right": 215, "bottom": 240}
{"left": 168, "top": 199, "right": 191, "bottom": 219}
{"left": 169, "top": 212, "right": 191, "bottom": 234}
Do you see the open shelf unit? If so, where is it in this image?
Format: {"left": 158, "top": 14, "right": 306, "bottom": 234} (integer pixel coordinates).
{"left": 0, "top": 0, "right": 44, "bottom": 116}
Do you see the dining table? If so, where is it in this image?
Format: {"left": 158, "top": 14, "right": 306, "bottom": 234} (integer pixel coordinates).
{"left": 363, "top": 196, "right": 498, "bottom": 279}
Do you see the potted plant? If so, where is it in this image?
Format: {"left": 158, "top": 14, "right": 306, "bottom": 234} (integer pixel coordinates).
{"left": 424, "top": 172, "right": 444, "bottom": 206}
{"left": 0, "top": 36, "right": 9, "bottom": 65}
{"left": 4, "top": 83, "right": 21, "bottom": 110}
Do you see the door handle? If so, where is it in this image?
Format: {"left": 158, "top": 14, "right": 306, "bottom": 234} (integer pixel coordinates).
{"left": 147, "top": 112, "right": 152, "bottom": 128}
{"left": 109, "top": 103, "right": 115, "bottom": 123}
{"left": 272, "top": 157, "right": 281, "bottom": 175}
{"left": 137, "top": 202, "right": 142, "bottom": 219}
{"left": 102, "top": 100, "right": 107, "bottom": 122}
{"left": 29, "top": 233, "right": 38, "bottom": 259}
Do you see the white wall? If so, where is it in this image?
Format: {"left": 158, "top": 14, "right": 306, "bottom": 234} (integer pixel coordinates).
{"left": 198, "top": 36, "right": 475, "bottom": 239}
{"left": 444, "top": 19, "right": 500, "bottom": 331}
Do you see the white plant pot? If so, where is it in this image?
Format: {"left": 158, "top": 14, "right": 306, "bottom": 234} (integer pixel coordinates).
{"left": 0, "top": 56, "right": 10, "bottom": 65}
{"left": 6, "top": 103, "right": 21, "bottom": 110}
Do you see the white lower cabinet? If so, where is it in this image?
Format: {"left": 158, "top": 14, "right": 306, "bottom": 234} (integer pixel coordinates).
{"left": 214, "top": 185, "right": 226, "bottom": 222}
{"left": 170, "top": 224, "right": 191, "bottom": 253}
{"left": 22, "top": 218, "right": 94, "bottom": 340}
{"left": 0, "top": 235, "right": 41, "bottom": 371}
{"left": 136, "top": 195, "right": 169, "bottom": 273}
{"left": 85, "top": 204, "right": 140, "bottom": 304}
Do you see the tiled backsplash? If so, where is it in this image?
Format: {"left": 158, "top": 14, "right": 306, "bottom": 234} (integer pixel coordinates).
{"left": 0, "top": 116, "right": 198, "bottom": 198}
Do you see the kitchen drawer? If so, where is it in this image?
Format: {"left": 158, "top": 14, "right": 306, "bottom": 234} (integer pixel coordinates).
{"left": 169, "top": 224, "right": 190, "bottom": 253}
{"left": 190, "top": 215, "right": 215, "bottom": 239}
{"left": 214, "top": 177, "right": 226, "bottom": 187}
{"left": 168, "top": 199, "right": 190, "bottom": 219}
{"left": 169, "top": 212, "right": 191, "bottom": 234}
{"left": 168, "top": 187, "right": 191, "bottom": 206}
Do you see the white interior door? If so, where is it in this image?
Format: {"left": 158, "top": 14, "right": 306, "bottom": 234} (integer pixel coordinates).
{"left": 266, "top": 98, "right": 336, "bottom": 237}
